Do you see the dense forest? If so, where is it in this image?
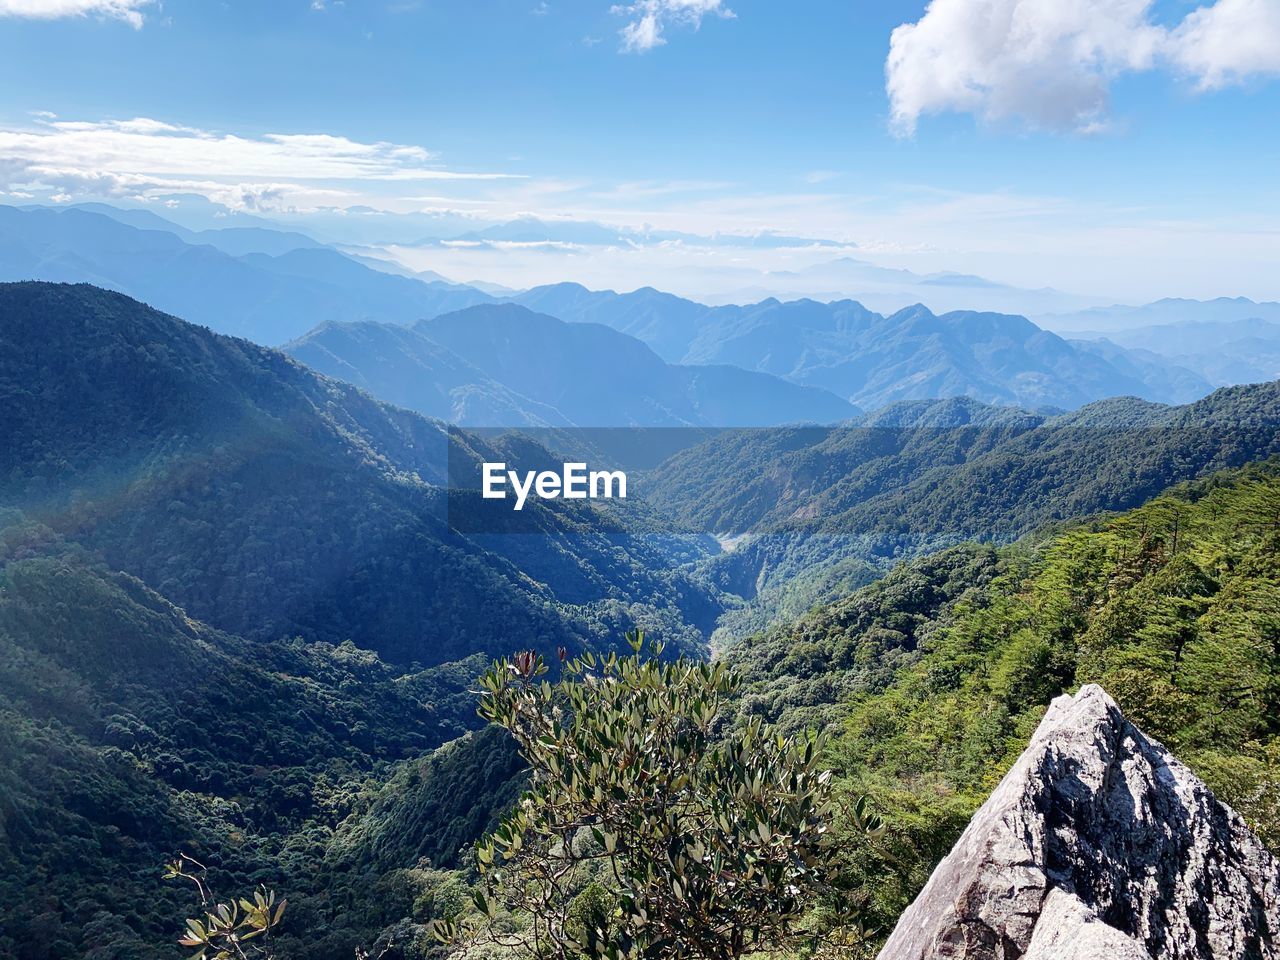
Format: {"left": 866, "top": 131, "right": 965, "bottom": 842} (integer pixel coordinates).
{"left": 738, "top": 461, "right": 1280, "bottom": 933}
{"left": 5, "top": 461, "right": 1276, "bottom": 956}
{"left": 648, "top": 383, "right": 1280, "bottom": 643}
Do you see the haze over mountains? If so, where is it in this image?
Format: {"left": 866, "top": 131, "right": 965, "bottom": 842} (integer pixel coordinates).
{"left": 1042, "top": 298, "right": 1280, "bottom": 387}
{"left": 287, "top": 304, "right": 859, "bottom": 427}
{"left": 4, "top": 202, "right": 1280, "bottom": 425}
{"left": 0, "top": 204, "right": 488, "bottom": 344}
{"left": 1072, "top": 318, "right": 1280, "bottom": 387}
{"left": 460, "top": 281, "right": 1212, "bottom": 407}
{"left": 1041, "top": 296, "right": 1280, "bottom": 333}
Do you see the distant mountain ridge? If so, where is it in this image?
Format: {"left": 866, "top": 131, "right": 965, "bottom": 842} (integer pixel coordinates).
{"left": 289, "top": 304, "right": 860, "bottom": 427}
{"left": 286, "top": 303, "right": 859, "bottom": 427}
{"left": 492, "top": 283, "right": 1213, "bottom": 410}
{"left": 0, "top": 203, "right": 1239, "bottom": 414}
{"left": 0, "top": 204, "right": 490, "bottom": 344}
{"left": 284, "top": 319, "right": 573, "bottom": 427}
{"left": 1041, "top": 295, "right": 1280, "bottom": 333}
{"left": 62, "top": 201, "right": 328, "bottom": 257}
{"left": 1067, "top": 318, "right": 1280, "bottom": 388}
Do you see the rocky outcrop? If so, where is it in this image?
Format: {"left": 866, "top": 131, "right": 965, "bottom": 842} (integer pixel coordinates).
{"left": 878, "top": 684, "right": 1280, "bottom": 960}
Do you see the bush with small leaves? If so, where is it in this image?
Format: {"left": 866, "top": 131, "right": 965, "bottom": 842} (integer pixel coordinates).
{"left": 435, "top": 632, "right": 883, "bottom": 960}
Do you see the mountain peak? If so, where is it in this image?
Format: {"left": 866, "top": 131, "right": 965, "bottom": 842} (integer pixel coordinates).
{"left": 878, "top": 684, "right": 1280, "bottom": 960}
{"left": 888, "top": 302, "right": 935, "bottom": 318}
{"left": 532, "top": 280, "right": 594, "bottom": 295}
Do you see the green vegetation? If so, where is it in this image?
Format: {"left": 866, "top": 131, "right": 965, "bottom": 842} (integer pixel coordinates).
{"left": 439, "top": 636, "right": 882, "bottom": 960}
{"left": 165, "top": 857, "right": 287, "bottom": 960}
{"left": 0, "top": 526, "right": 493, "bottom": 959}
{"left": 0, "top": 282, "right": 722, "bottom": 667}
{"left": 738, "top": 461, "right": 1280, "bottom": 935}
{"left": 650, "top": 386, "right": 1280, "bottom": 642}
{"left": 725, "top": 545, "right": 1004, "bottom": 734}
{"left": 4, "top": 282, "right": 1279, "bottom": 959}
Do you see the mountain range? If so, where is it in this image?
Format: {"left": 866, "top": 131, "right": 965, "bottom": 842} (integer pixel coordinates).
{"left": 3, "top": 278, "right": 1280, "bottom": 959}
{"left": 0, "top": 282, "right": 722, "bottom": 665}
{"left": 452, "top": 283, "right": 1211, "bottom": 409}
{"left": 1040, "top": 295, "right": 1280, "bottom": 333}
{"left": 286, "top": 304, "right": 859, "bottom": 427}
{"left": 0, "top": 203, "right": 1234, "bottom": 416}
{"left": 0, "top": 205, "right": 488, "bottom": 344}
{"left": 643, "top": 384, "right": 1280, "bottom": 642}
{"left": 1073, "top": 318, "right": 1280, "bottom": 387}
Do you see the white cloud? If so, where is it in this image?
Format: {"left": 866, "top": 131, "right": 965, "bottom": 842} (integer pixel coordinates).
{"left": 0, "top": 0, "right": 153, "bottom": 27}
{"left": 0, "top": 116, "right": 522, "bottom": 212}
{"left": 886, "top": 0, "right": 1164, "bottom": 134}
{"left": 886, "top": 0, "right": 1280, "bottom": 135}
{"left": 1169, "top": 0, "right": 1280, "bottom": 89}
{"left": 611, "top": 0, "right": 733, "bottom": 53}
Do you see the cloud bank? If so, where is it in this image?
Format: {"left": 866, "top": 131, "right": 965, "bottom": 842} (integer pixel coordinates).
{"left": 887, "top": 0, "right": 1280, "bottom": 134}
{"left": 0, "top": 116, "right": 521, "bottom": 212}
{"left": 0, "top": 0, "right": 153, "bottom": 27}
{"left": 611, "top": 0, "right": 733, "bottom": 53}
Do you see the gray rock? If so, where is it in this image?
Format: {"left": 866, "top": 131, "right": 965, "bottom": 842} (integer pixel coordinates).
{"left": 1022, "top": 889, "right": 1148, "bottom": 960}
{"left": 877, "top": 684, "right": 1280, "bottom": 960}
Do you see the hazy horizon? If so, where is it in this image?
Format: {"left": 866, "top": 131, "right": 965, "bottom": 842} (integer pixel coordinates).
{"left": 1, "top": 1, "right": 1278, "bottom": 305}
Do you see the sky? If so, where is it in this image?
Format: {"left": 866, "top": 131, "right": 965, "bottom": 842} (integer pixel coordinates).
{"left": 1, "top": 0, "right": 1279, "bottom": 305}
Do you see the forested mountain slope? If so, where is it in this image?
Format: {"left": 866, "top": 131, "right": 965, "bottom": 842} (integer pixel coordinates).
{"left": 648, "top": 386, "right": 1280, "bottom": 643}
{"left": 646, "top": 399, "right": 1046, "bottom": 537}
{"left": 0, "top": 282, "right": 722, "bottom": 664}
{"left": 723, "top": 462, "right": 1280, "bottom": 935}
{"left": 0, "top": 534, "right": 486, "bottom": 958}
{"left": 652, "top": 386, "right": 1280, "bottom": 556}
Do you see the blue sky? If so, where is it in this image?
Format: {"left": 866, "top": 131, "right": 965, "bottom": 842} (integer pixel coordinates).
{"left": 1, "top": 0, "right": 1279, "bottom": 304}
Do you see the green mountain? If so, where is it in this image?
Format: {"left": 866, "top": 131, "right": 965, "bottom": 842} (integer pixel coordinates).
{"left": 646, "top": 387, "right": 1280, "bottom": 643}
{"left": 4, "top": 280, "right": 1280, "bottom": 959}
{"left": 0, "top": 282, "right": 722, "bottom": 665}
{"left": 722, "top": 461, "right": 1280, "bottom": 934}
{"left": 0, "top": 281, "right": 727, "bottom": 958}
{"left": 0, "top": 535, "right": 491, "bottom": 959}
